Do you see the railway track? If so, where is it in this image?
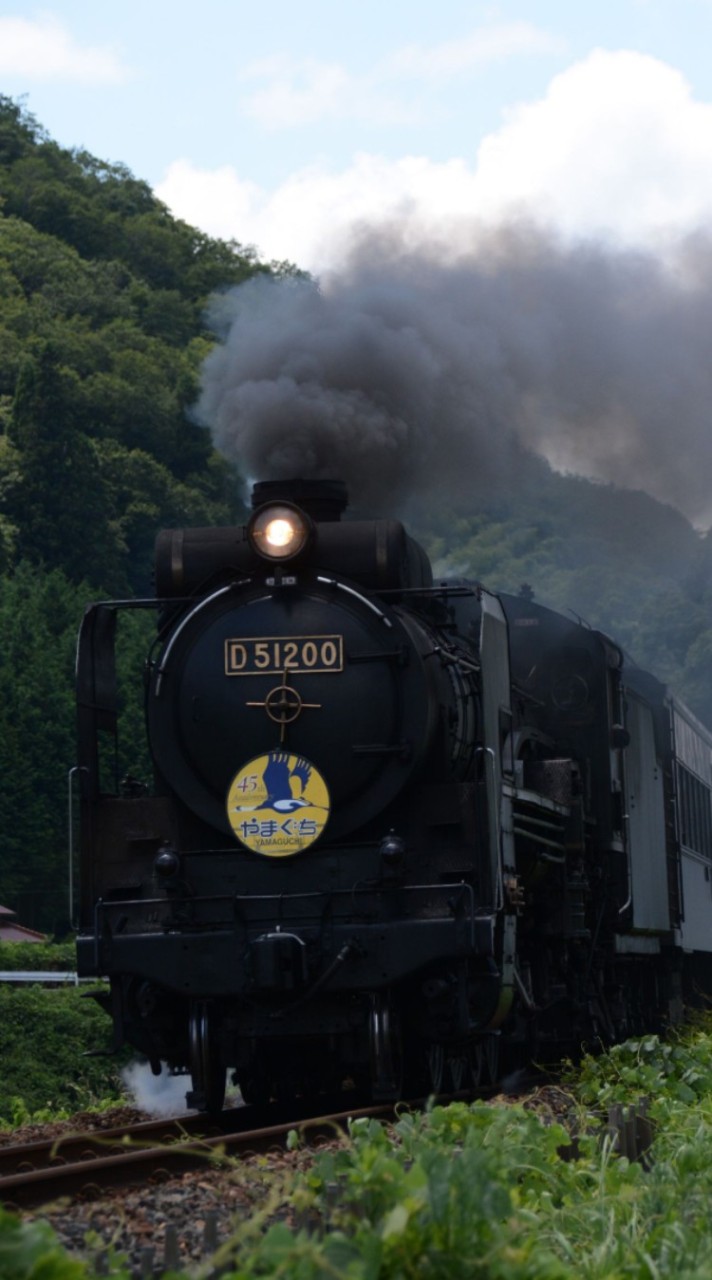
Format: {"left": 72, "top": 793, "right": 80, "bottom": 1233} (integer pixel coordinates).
{"left": 0, "top": 1098, "right": 397, "bottom": 1210}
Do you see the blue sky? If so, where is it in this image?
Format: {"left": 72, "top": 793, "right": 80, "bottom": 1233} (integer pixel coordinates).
{"left": 3, "top": 1, "right": 712, "bottom": 268}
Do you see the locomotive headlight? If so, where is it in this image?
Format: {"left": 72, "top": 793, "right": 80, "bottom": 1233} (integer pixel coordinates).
{"left": 248, "top": 503, "right": 313, "bottom": 561}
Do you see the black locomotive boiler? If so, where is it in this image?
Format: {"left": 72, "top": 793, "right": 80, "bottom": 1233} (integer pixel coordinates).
{"left": 75, "top": 479, "right": 712, "bottom": 1110}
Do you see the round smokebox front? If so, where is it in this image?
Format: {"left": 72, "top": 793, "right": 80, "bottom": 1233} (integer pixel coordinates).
{"left": 147, "top": 581, "right": 434, "bottom": 844}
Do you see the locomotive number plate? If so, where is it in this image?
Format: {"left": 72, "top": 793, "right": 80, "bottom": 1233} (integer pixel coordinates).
{"left": 225, "top": 635, "right": 344, "bottom": 676}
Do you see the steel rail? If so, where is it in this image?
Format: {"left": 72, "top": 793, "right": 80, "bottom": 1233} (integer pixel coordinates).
{"left": 0, "top": 1112, "right": 227, "bottom": 1180}
{"left": 0, "top": 1101, "right": 398, "bottom": 1210}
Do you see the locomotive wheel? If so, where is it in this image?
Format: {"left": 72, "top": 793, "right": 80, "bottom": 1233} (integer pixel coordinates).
{"left": 483, "top": 1033, "right": 500, "bottom": 1085}
{"left": 369, "top": 994, "right": 403, "bottom": 1099}
{"left": 425, "top": 1043, "right": 445, "bottom": 1095}
{"left": 238, "top": 1074, "right": 271, "bottom": 1106}
{"left": 188, "top": 1001, "right": 226, "bottom": 1115}
{"left": 473, "top": 1033, "right": 500, "bottom": 1088}
{"left": 448, "top": 1053, "right": 468, "bottom": 1092}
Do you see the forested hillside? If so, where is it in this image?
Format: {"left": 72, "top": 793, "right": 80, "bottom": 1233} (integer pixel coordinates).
{"left": 0, "top": 97, "right": 271, "bottom": 929}
{"left": 416, "top": 466, "right": 712, "bottom": 727}
{"left": 0, "top": 96, "right": 277, "bottom": 592}
{"left": 0, "top": 95, "right": 710, "bottom": 933}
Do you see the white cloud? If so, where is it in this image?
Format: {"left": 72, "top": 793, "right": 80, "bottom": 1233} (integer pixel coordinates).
{"left": 239, "top": 55, "right": 408, "bottom": 129}
{"left": 239, "top": 55, "right": 420, "bottom": 129}
{"left": 158, "top": 50, "right": 712, "bottom": 272}
{"left": 157, "top": 153, "right": 474, "bottom": 268}
{"left": 157, "top": 160, "right": 264, "bottom": 248}
{"left": 471, "top": 49, "right": 712, "bottom": 240}
{"left": 0, "top": 12, "right": 129, "bottom": 83}
{"left": 387, "top": 22, "right": 567, "bottom": 80}
{"left": 239, "top": 22, "right": 563, "bottom": 130}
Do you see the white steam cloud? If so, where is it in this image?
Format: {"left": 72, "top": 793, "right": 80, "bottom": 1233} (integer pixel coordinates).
{"left": 121, "top": 1061, "right": 193, "bottom": 1116}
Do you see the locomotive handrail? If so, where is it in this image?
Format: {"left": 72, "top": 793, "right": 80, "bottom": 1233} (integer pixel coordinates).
{"left": 425, "top": 645, "right": 479, "bottom": 674}
{"left": 91, "top": 881, "right": 479, "bottom": 947}
{"left": 316, "top": 576, "right": 393, "bottom": 626}
{"left": 618, "top": 808, "right": 633, "bottom": 916}
{"left": 377, "top": 585, "right": 479, "bottom": 597}
{"left": 92, "top": 882, "right": 475, "bottom": 908}
{"left": 67, "top": 764, "right": 87, "bottom": 928}
{"left": 153, "top": 585, "right": 233, "bottom": 694}
{"left": 512, "top": 828, "right": 566, "bottom": 855}
{"left": 477, "top": 746, "right": 504, "bottom": 913}
{"left": 503, "top": 782, "right": 571, "bottom": 815}
{"left": 78, "top": 596, "right": 163, "bottom": 612}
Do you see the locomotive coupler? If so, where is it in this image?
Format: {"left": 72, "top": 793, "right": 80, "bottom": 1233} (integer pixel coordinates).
{"left": 250, "top": 928, "right": 308, "bottom": 992}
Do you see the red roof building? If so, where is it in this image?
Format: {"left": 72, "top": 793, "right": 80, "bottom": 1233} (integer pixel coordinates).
{"left": 0, "top": 904, "right": 46, "bottom": 943}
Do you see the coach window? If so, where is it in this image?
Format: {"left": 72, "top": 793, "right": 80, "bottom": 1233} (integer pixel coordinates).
{"left": 677, "top": 763, "right": 712, "bottom": 859}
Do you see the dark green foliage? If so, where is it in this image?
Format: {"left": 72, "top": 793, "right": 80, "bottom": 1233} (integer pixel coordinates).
{"left": 0, "top": 1210, "right": 91, "bottom": 1279}
{"left": 0, "top": 565, "right": 157, "bottom": 931}
{"left": 0, "top": 97, "right": 270, "bottom": 932}
{"left": 5, "top": 345, "right": 117, "bottom": 585}
{"left": 0, "top": 213, "right": 245, "bottom": 591}
{"left": 0, "top": 97, "right": 266, "bottom": 304}
{"left": 192, "top": 1022, "right": 712, "bottom": 1278}
{"left": 1, "top": 340, "right": 241, "bottom": 594}
{"left": 0, "top": 95, "right": 262, "bottom": 593}
{"left": 0, "top": 566, "right": 84, "bottom": 931}
{"left": 0, "top": 941, "right": 75, "bottom": 970}
{"left": 10, "top": 1027, "right": 712, "bottom": 1276}
{"left": 0, "top": 97, "right": 44, "bottom": 164}
{"left": 96, "top": 439, "right": 239, "bottom": 593}
{"left": 0, "top": 984, "right": 125, "bottom": 1121}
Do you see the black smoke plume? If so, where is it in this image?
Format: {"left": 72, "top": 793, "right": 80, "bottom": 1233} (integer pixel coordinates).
{"left": 195, "top": 222, "right": 712, "bottom": 527}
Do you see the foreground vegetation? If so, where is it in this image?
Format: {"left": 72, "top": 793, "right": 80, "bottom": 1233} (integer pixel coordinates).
{"left": 0, "top": 981, "right": 124, "bottom": 1125}
{"left": 3, "top": 1021, "right": 712, "bottom": 1276}
{"left": 0, "top": 940, "right": 125, "bottom": 1124}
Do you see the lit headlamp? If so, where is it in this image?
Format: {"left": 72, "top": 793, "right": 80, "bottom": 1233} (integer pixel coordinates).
{"left": 247, "top": 502, "right": 313, "bottom": 562}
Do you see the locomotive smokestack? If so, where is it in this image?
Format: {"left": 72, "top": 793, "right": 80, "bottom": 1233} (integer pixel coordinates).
{"left": 251, "top": 478, "right": 348, "bottom": 522}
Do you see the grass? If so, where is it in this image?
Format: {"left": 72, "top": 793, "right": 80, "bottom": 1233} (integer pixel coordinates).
{"left": 6, "top": 1017, "right": 712, "bottom": 1276}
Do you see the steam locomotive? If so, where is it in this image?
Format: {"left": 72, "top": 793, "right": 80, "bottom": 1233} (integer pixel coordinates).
{"left": 75, "top": 479, "right": 712, "bottom": 1111}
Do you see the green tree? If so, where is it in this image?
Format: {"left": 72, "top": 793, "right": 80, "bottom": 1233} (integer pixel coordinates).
{"left": 0, "top": 566, "right": 83, "bottom": 931}
{"left": 4, "top": 345, "right": 121, "bottom": 586}
{"left": 95, "top": 438, "right": 243, "bottom": 593}
{"left": 0, "top": 565, "right": 156, "bottom": 934}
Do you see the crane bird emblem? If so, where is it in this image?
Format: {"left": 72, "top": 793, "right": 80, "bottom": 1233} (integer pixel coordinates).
{"left": 226, "top": 750, "right": 330, "bottom": 856}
